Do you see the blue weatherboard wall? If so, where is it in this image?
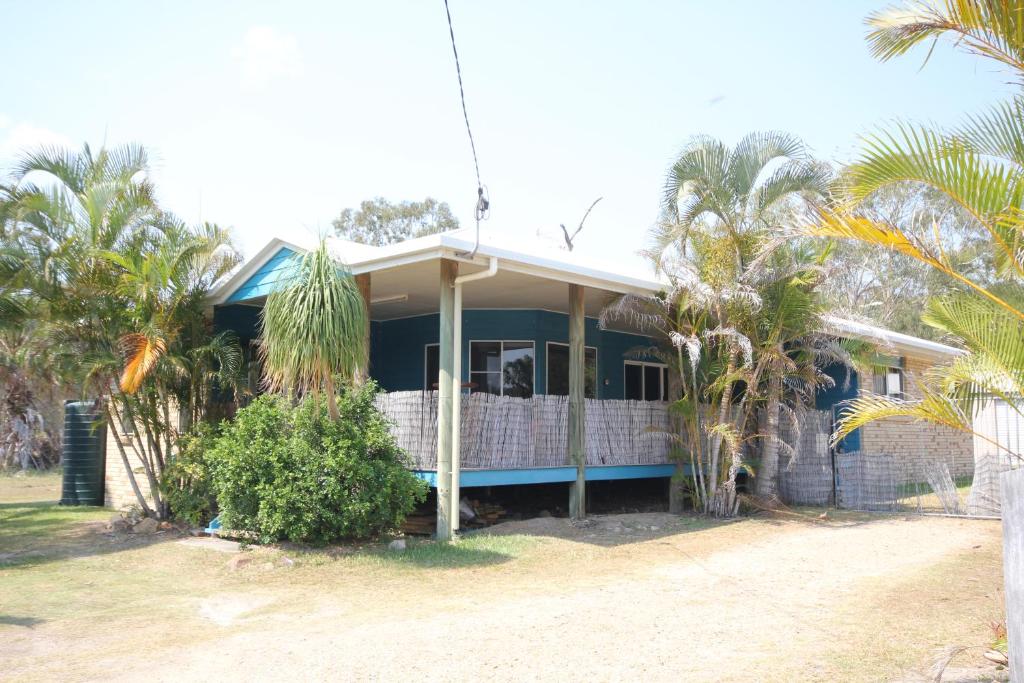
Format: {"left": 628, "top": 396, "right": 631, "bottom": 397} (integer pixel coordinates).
{"left": 815, "top": 362, "right": 861, "bottom": 452}
{"left": 226, "top": 247, "right": 298, "bottom": 303}
{"left": 371, "top": 310, "right": 657, "bottom": 399}
{"left": 213, "top": 304, "right": 262, "bottom": 344}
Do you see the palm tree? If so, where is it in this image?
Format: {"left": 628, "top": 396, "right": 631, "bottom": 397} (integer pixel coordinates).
{"left": 259, "top": 239, "right": 368, "bottom": 420}
{"left": 602, "top": 276, "right": 728, "bottom": 513}
{"left": 655, "top": 133, "right": 836, "bottom": 499}
{"left": 809, "top": 1, "right": 1024, "bottom": 465}
{"left": 1, "top": 143, "right": 243, "bottom": 516}
{"left": 655, "top": 132, "right": 832, "bottom": 275}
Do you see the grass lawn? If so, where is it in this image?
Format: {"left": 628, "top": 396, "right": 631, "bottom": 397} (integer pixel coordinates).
{"left": 0, "top": 472, "right": 1007, "bottom": 682}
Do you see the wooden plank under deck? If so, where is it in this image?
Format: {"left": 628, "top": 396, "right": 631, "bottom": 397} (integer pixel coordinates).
{"left": 413, "top": 463, "right": 679, "bottom": 488}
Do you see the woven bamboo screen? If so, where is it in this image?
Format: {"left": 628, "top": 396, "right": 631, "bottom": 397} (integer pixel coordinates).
{"left": 374, "top": 391, "right": 673, "bottom": 470}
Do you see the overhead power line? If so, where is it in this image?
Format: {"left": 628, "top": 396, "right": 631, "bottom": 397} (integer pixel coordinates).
{"left": 443, "top": 0, "right": 489, "bottom": 235}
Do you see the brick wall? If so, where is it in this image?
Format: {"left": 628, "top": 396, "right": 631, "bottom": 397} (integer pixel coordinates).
{"left": 103, "top": 406, "right": 180, "bottom": 511}
{"left": 858, "top": 354, "right": 974, "bottom": 480}
{"left": 104, "top": 427, "right": 155, "bottom": 510}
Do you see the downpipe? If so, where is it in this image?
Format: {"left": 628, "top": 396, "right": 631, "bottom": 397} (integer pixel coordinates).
{"left": 450, "top": 256, "right": 498, "bottom": 534}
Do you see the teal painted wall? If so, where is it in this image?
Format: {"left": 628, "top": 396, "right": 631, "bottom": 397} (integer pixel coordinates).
{"left": 371, "top": 309, "right": 655, "bottom": 399}
{"left": 814, "top": 362, "right": 861, "bottom": 452}
{"left": 215, "top": 301, "right": 653, "bottom": 397}
{"left": 226, "top": 247, "right": 298, "bottom": 303}
{"left": 213, "top": 304, "right": 262, "bottom": 344}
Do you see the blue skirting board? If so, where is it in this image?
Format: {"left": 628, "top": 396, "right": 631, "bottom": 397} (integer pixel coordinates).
{"left": 414, "top": 463, "right": 679, "bottom": 488}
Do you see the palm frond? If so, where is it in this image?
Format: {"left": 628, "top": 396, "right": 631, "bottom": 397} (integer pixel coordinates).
{"left": 259, "top": 240, "right": 367, "bottom": 394}
{"left": 866, "top": 0, "right": 1024, "bottom": 76}
{"left": 119, "top": 332, "right": 168, "bottom": 393}
{"left": 728, "top": 131, "right": 807, "bottom": 201}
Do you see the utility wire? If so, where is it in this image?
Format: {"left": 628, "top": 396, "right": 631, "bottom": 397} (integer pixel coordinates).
{"left": 444, "top": 0, "right": 481, "bottom": 189}
{"left": 443, "top": 0, "right": 489, "bottom": 240}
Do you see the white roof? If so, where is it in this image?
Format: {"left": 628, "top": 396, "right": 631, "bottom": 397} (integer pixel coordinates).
{"left": 209, "top": 226, "right": 666, "bottom": 309}
{"left": 210, "top": 229, "right": 963, "bottom": 360}
{"left": 823, "top": 315, "right": 963, "bottom": 361}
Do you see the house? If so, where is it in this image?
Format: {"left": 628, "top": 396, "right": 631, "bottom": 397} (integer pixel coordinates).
{"left": 102, "top": 228, "right": 973, "bottom": 527}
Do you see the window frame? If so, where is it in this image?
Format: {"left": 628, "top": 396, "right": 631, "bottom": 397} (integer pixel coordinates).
{"left": 468, "top": 339, "right": 537, "bottom": 397}
{"left": 873, "top": 365, "right": 905, "bottom": 400}
{"left": 623, "top": 360, "right": 670, "bottom": 402}
{"left": 545, "top": 341, "right": 599, "bottom": 398}
{"left": 424, "top": 343, "right": 440, "bottom": 391}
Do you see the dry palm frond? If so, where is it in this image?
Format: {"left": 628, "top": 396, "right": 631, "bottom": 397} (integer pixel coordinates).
{"left": 119, "top": 332, "right": 167, "bottom": 393}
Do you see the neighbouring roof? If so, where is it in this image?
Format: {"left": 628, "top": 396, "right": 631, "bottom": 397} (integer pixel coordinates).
{"left": 209, "top": 228, "right": 964, "bottom": 360}
{"left": 823, "top": 315, "right": 963, "bottom": 362}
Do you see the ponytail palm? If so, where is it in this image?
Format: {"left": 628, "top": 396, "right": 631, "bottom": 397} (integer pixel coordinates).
{"left": 259, "top": 240, "right": 367, "bottom": 420}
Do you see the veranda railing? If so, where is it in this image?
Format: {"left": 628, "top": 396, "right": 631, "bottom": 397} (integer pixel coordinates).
{"left": 374, "top": 391, "right": 673, "bottom": 470}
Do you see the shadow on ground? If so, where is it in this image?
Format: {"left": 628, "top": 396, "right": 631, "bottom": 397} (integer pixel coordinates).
{"left": 0, "top": 499, "right": 180, "bottom": 570}
{"left": 0, "top": 615, "right": 45, "bottom": 628}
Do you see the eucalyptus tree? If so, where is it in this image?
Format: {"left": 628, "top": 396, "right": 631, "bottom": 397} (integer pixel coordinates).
{"left": 655, "top": 132, "right": 836, "bottom": 499}
{"left": 332, "top": 197, "right": 459, "bottom": 246}
{"left": 259, "top": 239, "right": 368, "bottom": 421}
{"left": 810, "top": 0, "right": 1024, "bottom": 465}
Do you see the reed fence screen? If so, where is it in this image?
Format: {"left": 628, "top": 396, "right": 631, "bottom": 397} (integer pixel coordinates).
{"left": 374, "top": 391, "right": 672, "bottom": 470}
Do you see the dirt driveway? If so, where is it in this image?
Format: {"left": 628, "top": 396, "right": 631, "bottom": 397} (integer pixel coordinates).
{"left": 1, "top": 480, "right": 1006, "bottom": 683}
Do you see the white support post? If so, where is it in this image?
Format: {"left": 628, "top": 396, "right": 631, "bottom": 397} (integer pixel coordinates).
{"left": 436, "top": 259, "right": 457, "bottom": 541}
{"left": 452, "top": 282, "right": 462, "bottom": 532}
{"left": 568, "top": 283, "right": 587, "bottom": 519}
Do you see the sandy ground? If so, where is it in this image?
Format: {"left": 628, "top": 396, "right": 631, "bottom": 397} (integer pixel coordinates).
{"left": 10, "top": 512, "right": 995, "bottom": 683}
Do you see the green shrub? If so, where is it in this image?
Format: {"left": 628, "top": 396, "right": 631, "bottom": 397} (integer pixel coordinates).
{"left": 207, "top": 384, "right": 427, "bottom": 543}
{"left": 162, "top": 424, "right": 218, "bottom": 526}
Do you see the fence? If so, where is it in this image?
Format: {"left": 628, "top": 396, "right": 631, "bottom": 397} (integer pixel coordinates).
{"left": 785, "top": 448, "right": 1020, "bottom": 517}
{"left": 775, "top": 407, "right": 1008, "bottom": 516}
{"left": 376, "top": 390, "right": 1018, "bottom": 517}
{"left": 374, "top": 391, "right": 672, "bottom": 470}
{"left": 822, "top": 399, "right": 1024, "bottom": 517}
{"left": 778, "top": 410, "right": 834, "bottom": 505}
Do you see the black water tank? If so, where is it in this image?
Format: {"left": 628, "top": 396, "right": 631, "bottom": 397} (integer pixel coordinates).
{"left": 60, "top": 400, "right": 107, "bottom": 506}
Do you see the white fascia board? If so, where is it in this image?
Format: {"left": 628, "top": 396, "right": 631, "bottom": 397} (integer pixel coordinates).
{"left": 207, "top": 237, "right": 308, "bottom": 306}
{"left": 345, "top": 232, "right": 664, "bottom": 295}
{"left": 217, "top": 231, "right": 665, "bottom": 304}
{"left": 824, "top": 315, "right": 964, "bottom": 361}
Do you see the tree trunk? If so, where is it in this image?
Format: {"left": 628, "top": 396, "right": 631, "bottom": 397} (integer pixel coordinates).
{"left": 708, "top": 350, "right": 737, "bottom": 498}
{"left": 756, "top": 370, "right": 782, "bottom": 500}
{"left": 106, "top": 403, "right": 153, "bottom": 517}
{"left": 325, "top": 374, "right": 341, "bottom": 421}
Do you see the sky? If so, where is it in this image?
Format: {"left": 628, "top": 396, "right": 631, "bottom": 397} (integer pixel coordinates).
{"left": 0, "top": 1, "right": 1015, "bottom": 270}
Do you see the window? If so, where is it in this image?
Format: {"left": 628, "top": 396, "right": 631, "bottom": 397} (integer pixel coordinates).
{"left": 624, "top": 361, "right": 669, "bottom": 401}
{"left": 118, "top": 406, "right": 136, "bottom": 435}
{"left": 424, "top": 344, "right": 439, "bottom": 390}
{"left": 546, "top": 342, "right": 597, "bottom": 398}
{"left": 470, "top": 341, "right": 535, "bottom": 397}
{"left": 873, "top": 366, "right": 904, "bottom": 399}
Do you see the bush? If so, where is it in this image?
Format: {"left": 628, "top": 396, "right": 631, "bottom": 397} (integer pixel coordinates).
{"left": 162, "top": 424, "right": 218, "bottom": 526}
{"left": 207, "top": 384, "right": 427, "bottom": 543}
